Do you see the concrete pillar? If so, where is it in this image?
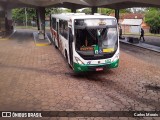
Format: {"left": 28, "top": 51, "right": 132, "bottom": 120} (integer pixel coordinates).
{"left": 0, "top": 5, "right": 5, "bottom": 36}
{"left": 5, "top": 8, "right": 13, "bottom": 31}
{"left": 115, "top": 9, "right": 119, "bottom": 24}
{"left": 36, "top": 7, "right": 45, "bottom": 39}
{"left": 6, "top": 8, "right": 12, "bottom": 20}
{"left": 0, "top": 5, "right": 4, "bottom": 11}
{"left": 91, "top": 7, "right": 97, "bottom": 15}
{"left": 0, "top": 7, "right": 13, "bottom": 36}
{"left": 36, "top": 9, "right": 40, "bottom": 30}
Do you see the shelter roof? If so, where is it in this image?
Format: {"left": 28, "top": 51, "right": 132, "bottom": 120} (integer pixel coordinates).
{"left": 0, "top": 0, "right": 160, "bottom": 9}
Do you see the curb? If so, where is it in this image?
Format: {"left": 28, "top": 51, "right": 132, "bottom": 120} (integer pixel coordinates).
{"left": 35, "top": 43, "right": 51, "bottom": 46}
{"left": 33, "top": 32, "right": 51, "bottom": 47}
{"left": 120, "top": 40, "right": 160, "bottom": 53}
{"left": 0, "top": 30, "right": 16, "bottom": 40}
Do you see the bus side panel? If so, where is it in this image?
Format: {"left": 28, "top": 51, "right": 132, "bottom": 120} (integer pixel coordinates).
{"left": 51, "top": 28, "right": 57, "bottom": 42}
{"left": 60, "top": 35, "right": 67, "bottom": 58}
{"left": 50, "top": 17, "right": 59, "bottom": 47}
{"left": 58, "top": 32, "right": 70, "bottom": 63}
{"left": 64, "top": 26, "right": 70, "bottom": 65}
{"left": 58, "top": 35, "right": 63, "bottom": 53}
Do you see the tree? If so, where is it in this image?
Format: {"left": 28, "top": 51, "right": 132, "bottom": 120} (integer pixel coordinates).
{"left": 145, "top": 8, "right": 160, "bottom": 34}
{"left": 98, "top": 8, "right": 114, "bottom": 15}
{"left": 12, "top": 8, "right": 36, "bottom": 24}
{"left": 120, "top": 9, "right": 131, "bottom": 13}
{"left": 81, "top": 8, "right": 91, "bottom": 14}
{"left": 45, "top": 8, "right": 67, "bottom": 15}
{"left": 12, "top": 8, "right": 70, "bottom": 25}
{"left": 12, "top": 8, "right": 25, "bottom": 23}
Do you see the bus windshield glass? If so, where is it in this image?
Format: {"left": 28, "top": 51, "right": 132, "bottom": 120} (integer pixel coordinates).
{"left": 74, "top": 18, "right": 118, "bottom": 54}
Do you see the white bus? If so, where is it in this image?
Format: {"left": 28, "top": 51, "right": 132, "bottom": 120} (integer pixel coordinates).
{"left": 50, "top": 13, "right": 119, "bottom": 72}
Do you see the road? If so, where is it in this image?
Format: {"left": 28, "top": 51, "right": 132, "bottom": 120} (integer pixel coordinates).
{"left": 0, "top": 29, "right": 160, "bottom": 120}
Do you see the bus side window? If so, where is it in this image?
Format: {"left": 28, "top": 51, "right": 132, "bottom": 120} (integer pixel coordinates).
{"left": 59, "top": 20, "right": 68, "bottom": 40}
{"left": 52, "top": 18, "right": 56, "bottom": 30}
{"left": 63, "top": 21, "right": 68, "bottom": 39}
{"left": 59, "top": 20, "right": 63, "bottom": 36}
{"left": 69, "top": 28, "right": 73, "bottom": 42}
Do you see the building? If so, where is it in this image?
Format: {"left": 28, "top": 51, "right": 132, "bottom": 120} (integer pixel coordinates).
{"left": 110, "top": 13, "right": 150, "bottom": 34}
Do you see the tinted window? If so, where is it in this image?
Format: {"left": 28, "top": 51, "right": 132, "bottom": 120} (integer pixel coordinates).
{"left": 59, "top": 20, "right": 68, "bottom": 39}
{"left": 52, "top": 18, "right": 56, "bottom": 30}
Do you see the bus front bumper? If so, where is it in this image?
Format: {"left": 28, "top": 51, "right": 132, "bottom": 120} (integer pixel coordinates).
{"left": 73, "top": 59, "right": 119, "bottom": 72}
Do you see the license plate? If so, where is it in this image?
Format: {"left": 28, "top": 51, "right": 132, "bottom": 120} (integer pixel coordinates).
{"left": 96, "top": 67, "right": 103, "bottom": 71}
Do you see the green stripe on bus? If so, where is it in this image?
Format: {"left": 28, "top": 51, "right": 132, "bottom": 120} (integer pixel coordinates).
{"left": 73, "top": 59, "right": 119, "bottom": 72}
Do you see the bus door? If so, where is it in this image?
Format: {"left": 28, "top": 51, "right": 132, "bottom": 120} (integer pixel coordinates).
{"left": 69, "top": 28, "right": 73, "bottom": 66}
{"left": 56, "top": 22, "right": 60, "bottom": 47}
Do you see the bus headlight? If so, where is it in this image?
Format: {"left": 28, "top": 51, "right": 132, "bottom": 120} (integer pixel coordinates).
{"left": 112, "top": 53, "right": 119, "bottom": 62}
{"left": 75, "top": 57, "right": 84, "bottom": 65}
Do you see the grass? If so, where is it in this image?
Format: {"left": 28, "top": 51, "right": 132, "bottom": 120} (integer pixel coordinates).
{"left": 15, "top": 26, "right": 37, "bottom": 29}
{"left": 14, "top": 26, "right": 50, "bottom": 30}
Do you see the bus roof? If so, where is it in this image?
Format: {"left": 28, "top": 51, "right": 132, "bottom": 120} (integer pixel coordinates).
{"left": 51, "top": 13, "right": 115, "bottom": 21}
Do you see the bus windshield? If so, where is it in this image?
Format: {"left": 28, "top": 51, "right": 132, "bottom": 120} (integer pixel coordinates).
{"left": 75, "top": 27, "right": 117, "bottom": 49}
{"left": 74, "top": 19, "right": 118, "bottom": 55}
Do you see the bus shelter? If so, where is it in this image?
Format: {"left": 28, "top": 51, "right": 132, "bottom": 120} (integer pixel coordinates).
{"left": 121, "top": 19, "right": 142, "bottom": 34}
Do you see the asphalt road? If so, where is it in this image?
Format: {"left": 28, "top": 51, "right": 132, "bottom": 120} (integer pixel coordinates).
{"left": 0, "top": 29, "right": 160, "bottom": 120}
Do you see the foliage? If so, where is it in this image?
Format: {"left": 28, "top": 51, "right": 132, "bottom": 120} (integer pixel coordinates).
{"left": 12, "top": 8, "right": 36, "bottom": 22}
{"left": 12, "top": 8, "right": 71, "bottom": 24}
{"left": 145, "top": 8, "right": 160, "bottom": 33}
{"left": 98, "top": 8, "right": 114, "bottom": 15}
{"left": 120, "top": 9, "right": 131, "bottom": 13}
{"left": 98, "top": 8, "right": 131, "bottom": 15}
{"left": 12, "top": 8, "right": 25, "bottom": 22}
{"left": 80, "top": 8, "right": 130, "bottom": 15}
{"left": 81, "top": 8, "right": 91, "bottom": 14}
{"left": 45, "top": 8, "right": 71, "bottom": 15}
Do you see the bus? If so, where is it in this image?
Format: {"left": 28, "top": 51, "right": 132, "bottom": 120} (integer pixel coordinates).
{"left": 50, "top": 13, "right": 119, "bottom": 72}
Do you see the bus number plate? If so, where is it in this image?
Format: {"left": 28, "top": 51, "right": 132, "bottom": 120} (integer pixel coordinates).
{"left": 96, "top": 68, "right": 103, "bottom": 71}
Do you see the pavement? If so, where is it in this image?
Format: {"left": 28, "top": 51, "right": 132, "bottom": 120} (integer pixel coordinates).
{"left": 33, "top": 32, "right": 51, "bottom": 46}
{"left": 120, "top": 37, "right": 160, "bottom": 53}
{"left": 123, "top": 35, "right": 160, "bottom": 47}
{"left": 0, "top": 29, "right": 160, "bottom": 120}
{"left": 0, "top": 30, "right": 17, "bottom": 40}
